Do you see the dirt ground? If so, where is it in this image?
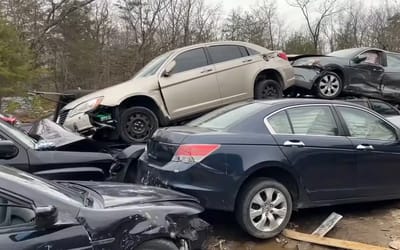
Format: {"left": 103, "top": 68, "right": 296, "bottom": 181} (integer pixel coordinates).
{"left": 204, "top": 200, "right": 400, "bottom": 250}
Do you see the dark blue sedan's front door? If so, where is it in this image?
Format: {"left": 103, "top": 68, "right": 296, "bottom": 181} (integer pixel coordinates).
{"left": 267, "top": 105, "right": 358, "bottom": 203}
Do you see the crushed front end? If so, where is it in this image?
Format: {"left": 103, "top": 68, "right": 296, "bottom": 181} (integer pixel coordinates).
{"left": 59, "top": 105, "right": 117, "bottom": 138}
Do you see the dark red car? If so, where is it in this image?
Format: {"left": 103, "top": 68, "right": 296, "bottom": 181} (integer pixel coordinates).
{"left": 0, "top": 113, "right": 17, "bottom": 126}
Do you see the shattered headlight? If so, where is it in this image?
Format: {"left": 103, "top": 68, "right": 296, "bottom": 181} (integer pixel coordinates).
{"left": 68, "top": 97, "right": 103, "bottom": 117}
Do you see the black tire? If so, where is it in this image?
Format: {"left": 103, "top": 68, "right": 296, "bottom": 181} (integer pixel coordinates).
{"left": 135, "top": 239, "right": 178, "bottom": 250}
{"left": 120, "top": 106, "right": 159, "bottom": 144}
{"left": 236, "top": 178, "right": 293, "bottom": 239}
{"left": 254, "top": 79, "right": 283, "bottom": 99}
{"left": 314, "top": 71, "right": 343, "bottom": 99}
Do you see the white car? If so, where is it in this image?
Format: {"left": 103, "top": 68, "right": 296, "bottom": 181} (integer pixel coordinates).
{"left": 59, "top": 41, "right": 295, "bottom": 143}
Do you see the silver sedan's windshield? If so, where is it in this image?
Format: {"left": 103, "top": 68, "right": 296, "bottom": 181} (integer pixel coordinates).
{"left": 0, "top": 121, "right": 36, "bottom": 149}
{"left": 135, "top": 51, "right": 173, "bottom": 78}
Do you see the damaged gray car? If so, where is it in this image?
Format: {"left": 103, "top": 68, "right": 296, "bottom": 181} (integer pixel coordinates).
{"left": 0, "top": 119, "right": 145, "bottom": 182}
{"left": 289, "top": 47, "right": 400, "bottom": 102}
{"left": 0, "top": 156, "right": 209, "bottom": 249}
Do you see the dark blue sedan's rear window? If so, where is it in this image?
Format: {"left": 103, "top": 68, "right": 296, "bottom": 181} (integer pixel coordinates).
{"left": 188, "top": 102, "right": 267, "bottom": 130}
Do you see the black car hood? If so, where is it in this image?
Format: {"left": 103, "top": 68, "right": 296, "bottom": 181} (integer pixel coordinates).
{"left": 64, "top": 181, "right": 199, "bottom": 208}
{"left": 29, "top": 119, "right": 88, "bottom": 148}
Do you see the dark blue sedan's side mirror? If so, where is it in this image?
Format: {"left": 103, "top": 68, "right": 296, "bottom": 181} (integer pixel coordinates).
{"left": 0, "top": 141, "right": 19, "bottom": 160}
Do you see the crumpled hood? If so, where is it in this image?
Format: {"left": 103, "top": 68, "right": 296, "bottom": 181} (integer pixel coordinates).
{"left": 69, "top": 182, "right": 199, "bottom": 208}
{"left": 29, "top": 119, "right": 88, "bottom": 148}
{"left": 62, "top": 76, "right": 159, "bottom": 110}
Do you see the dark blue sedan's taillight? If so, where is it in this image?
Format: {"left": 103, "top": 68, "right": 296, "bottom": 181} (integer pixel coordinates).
{"left": 172, "top": 144, "right": 220, "bottom": 163}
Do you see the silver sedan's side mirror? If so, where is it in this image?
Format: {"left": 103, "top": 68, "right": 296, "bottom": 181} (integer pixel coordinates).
{"left": 163, "top": 60, "right": 177, "bottom": 77}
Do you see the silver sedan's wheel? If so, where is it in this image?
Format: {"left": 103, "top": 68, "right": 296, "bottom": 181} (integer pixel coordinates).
{"left": 249, "top": 188, "right": 288, "bottom": 232}
{"left": 236, "top": 178, "right": 293, "bottom": 239}
{"left": 315, "top": 72, "right": 343, "bottom": 99}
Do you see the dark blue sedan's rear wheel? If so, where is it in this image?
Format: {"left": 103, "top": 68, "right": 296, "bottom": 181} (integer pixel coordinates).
{"left": 135, "top": 239, "right": 178, "bottom": 250}
{"left": 236, "top": 178, "right": 292, "bottom": 239}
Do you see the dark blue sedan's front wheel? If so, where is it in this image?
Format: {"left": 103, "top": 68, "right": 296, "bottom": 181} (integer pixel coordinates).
{"left": 236, "top": 178, "right": 293, "bottom": 239}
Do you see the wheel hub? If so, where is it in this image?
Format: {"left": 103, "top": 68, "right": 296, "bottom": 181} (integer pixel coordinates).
{"left": 125, "top": 112, "right": 153, "bottom": 140}
{"left": 249, "top": 188, "right": 288, "bottom": 232}
{"left": 319, "top": 74, "right": 340, "bottom": 97}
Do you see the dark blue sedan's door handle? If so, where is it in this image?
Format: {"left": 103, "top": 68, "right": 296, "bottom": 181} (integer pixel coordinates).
{"left": 284, "top": 140, "right": 305, "bottom": 147}
{"left": 356, "top": 144, "right": 374, "bottom": 150}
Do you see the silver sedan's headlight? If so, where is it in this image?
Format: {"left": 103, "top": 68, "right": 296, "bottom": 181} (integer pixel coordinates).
{"left": 68, "top": 97, "right": 103, "bottom": 117}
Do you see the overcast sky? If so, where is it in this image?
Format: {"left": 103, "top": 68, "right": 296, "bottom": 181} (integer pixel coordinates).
{"left": 207, "top": 0, "right": 380, "bottom": 30}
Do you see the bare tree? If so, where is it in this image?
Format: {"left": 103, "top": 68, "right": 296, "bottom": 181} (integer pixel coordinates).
{"left": 287, "top": 0, "right": 341, "bottom": 52}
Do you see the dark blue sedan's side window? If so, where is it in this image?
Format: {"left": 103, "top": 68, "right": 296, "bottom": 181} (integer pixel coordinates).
{"left": 268, "top": 112, "right": 292, "bottom": 134}
{"left": 337, "top": 107, "right": 396, "bottom": 141}
{"left": 268, "top": 106, "right": 338, "bottom": 136}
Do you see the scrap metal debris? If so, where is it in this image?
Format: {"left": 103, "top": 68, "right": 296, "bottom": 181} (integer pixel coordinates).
{"left": 283, "top": 229, "right": 391, "bottom": 250}
{"left": 312, "top": 212, "right": 343, "bottom": 237}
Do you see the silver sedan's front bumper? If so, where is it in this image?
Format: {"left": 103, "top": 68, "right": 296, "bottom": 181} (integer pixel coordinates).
{"left": 61, "top": 112, "right": 94, "bottom": 133}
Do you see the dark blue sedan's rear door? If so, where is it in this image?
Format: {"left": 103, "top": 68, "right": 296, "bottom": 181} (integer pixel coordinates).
{"left": 266, "top": 105, "right": 357, "bottom": 203}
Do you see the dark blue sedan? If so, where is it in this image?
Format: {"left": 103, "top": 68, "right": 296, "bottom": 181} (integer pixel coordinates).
{"left": 137, "top": 99, "right": 400, "bottom": 239}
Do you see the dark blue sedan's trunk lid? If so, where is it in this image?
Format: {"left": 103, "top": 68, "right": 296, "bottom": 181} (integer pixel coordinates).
{"left": 147, "top": 126, "right": 214, "bottom": 165}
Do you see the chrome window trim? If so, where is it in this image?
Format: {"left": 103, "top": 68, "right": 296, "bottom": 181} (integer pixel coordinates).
{"left": 263, "top": 103, "right": 398, "bottom": 140}
{"left": 264, "top": 104, "right": 336, "bottom": 136}
{"left": 333, "top": 104, "right": 398, "bottom": 141}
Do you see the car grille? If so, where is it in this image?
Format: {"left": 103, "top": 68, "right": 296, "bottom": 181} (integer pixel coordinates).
{"left": 57, "top": 110, "right": 69, "bottom": 125}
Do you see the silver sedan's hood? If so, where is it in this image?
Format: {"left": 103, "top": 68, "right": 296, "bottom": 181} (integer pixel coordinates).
{"left": 62, "top": 76, "right": 159, "bottom": 110}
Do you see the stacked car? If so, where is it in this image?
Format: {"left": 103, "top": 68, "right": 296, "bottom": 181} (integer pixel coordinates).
{"left": 3, "top": 42, "right": 400, "bottom": 248}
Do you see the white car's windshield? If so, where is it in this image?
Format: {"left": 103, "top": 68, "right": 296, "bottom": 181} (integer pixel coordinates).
{"left": 0, "top": 121, "right": 36, "bottom": 149}
{"left": 135, "top": 51, "right": 173, "bottom": 78}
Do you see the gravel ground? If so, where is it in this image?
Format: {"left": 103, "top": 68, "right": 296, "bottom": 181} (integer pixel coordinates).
{"left": 204, "top": 200, "right": 400, "bottom": 250}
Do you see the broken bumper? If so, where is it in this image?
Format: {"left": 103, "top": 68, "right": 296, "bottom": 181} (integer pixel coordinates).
{"left": 59, "top": 108, "right": 115, "bottom": 135}
{"left": 293, "top": 66, "right": 323, "bottom": 90}
{"left": 62, "top": 112, "right": 94, "bottom": 133}
{"left": 137, "top": 156, "right": 237, "bottom": 211}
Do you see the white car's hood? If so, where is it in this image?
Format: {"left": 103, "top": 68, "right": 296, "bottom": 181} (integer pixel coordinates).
{"left": 62, "top": 76, "right": 159, "bottom": 110}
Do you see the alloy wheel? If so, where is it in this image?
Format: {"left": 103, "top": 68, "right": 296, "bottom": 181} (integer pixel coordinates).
{"left": 318, "top": 74, "right": 340, "bottom": 97}
{"left": 249, "top": 188, "right": 288, "bottom": 232}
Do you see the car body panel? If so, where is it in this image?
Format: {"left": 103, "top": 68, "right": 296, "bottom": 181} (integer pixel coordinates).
{"left": 137, "top": 99, "right": 400, "bottom": 213}
{"left": 0, "top": 120, "right": 145, "bottom": 182}
{"left": 271, "top": 134, "right": 357, "bottom": 201}
{"left": 0, "top": 225, "right": 93, "bottom": 250}
{"left": 0, "top": 166, "right": 208, "bottom": 250}
{"left": 158, "top": 49, "right": 222, "bottom": 118}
